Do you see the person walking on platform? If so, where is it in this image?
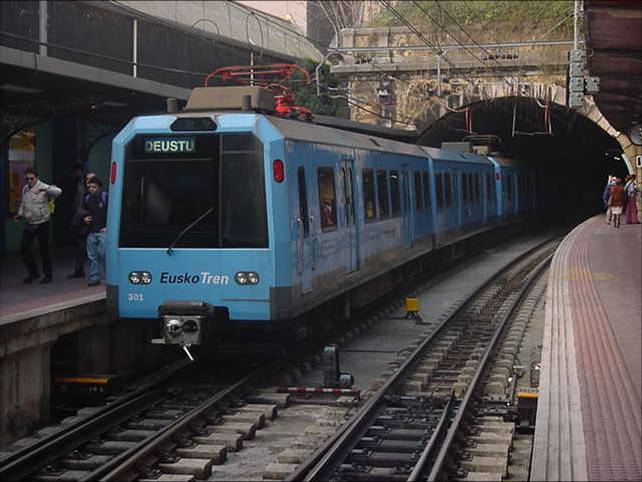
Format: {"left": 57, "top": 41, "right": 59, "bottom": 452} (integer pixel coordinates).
{"left": 81, "top": 177, "right": 108, "bottom": 286}
{"left": 607, "top": 178, "right": 627, "bottom": 229}
{"left": 68, "top": 171, "right": 97, "bottom": 278}
{"left": 624, "top": 174, "right": 640, "bottom": 224}
{"left": 603, "top": 174, "right": 616, "bottom": 225}
{"left": 13, "top": 168, "right": 63, "bottom": 284}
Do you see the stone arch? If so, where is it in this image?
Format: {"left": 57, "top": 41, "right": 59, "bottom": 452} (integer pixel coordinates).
{"left": 419, "top": 91, "right": 638, "bottom": 174}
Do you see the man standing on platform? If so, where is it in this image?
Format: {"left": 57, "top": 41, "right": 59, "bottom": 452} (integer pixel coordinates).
{"left": 14, "top": 168, "right": 63, "bottom": 284}
{"left": 81, "top": 177, "right": 108, "bottom": 286}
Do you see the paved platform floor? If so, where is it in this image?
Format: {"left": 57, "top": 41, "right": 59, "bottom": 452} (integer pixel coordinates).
{"left": 532, "top": 216, "right": 641, "bottom": 481}
{"left": 0, "top": 247, "right": 104, "bottom": 323}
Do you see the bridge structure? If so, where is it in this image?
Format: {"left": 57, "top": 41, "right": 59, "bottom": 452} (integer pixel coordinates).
{"left": 329, "top": 24, "right": 639, "bottom": 173}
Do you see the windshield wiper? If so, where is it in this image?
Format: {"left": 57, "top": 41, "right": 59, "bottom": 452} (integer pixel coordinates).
{"left": 166, "top": 207, "right": 215, "bottom": 255}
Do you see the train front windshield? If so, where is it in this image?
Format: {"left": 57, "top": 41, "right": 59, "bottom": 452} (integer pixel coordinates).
{"left": 119, "top": 133, "right": 268, "bottom": 248}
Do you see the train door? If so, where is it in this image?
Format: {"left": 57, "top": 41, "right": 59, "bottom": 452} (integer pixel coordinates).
{"left": 401, "top": 165, "right": 413, "bottom": 248}
{"left": 296, "top": 166, "right": 313, "bottom": 294}
{"left": 453, "top": 168, "right": 461, "bottom": 226}
{"left": 340, "top": 159, "right": 359, "bottom": 273}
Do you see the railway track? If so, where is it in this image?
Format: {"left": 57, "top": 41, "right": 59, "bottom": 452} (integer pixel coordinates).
{"left": 0, "top": 233, "right": 557, "bottom": 481}
{"left": 0, "top": 361, "right": 283, "bottom": 481}
{"left": 288, "top": 237, "right": 558, "bottom": 482}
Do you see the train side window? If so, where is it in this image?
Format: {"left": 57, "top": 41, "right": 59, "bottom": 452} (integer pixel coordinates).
{"left": 474, "top": 173, "right": 481, "bottom": 203}
{"left": 317, "top": 167, "right": 337, "bottom": 232}
{"left": 413, "top": 172, "right": 423, "bottom": 210}
{"left": 462, "top": 173, "right": 469, "bottom": 204}
{"left": 435, "top": 172, "right": 444, "bottom": 208}
{"left": 444, "top": 172, "right": 453, "bottom": 207}
{"left": 362, "top": 168, "right": 377, "bottom": 221}
{"left": 422, "top": 171, "right": 430, "bottom": 209}
{"left": 376, "top": 169, "right": 390, "bottom": 218}
{"left": 297, "top": 167, "right": 309, "bottom": 237}
{"left": 390, "top": 170, "right": 401, "bottom": 215}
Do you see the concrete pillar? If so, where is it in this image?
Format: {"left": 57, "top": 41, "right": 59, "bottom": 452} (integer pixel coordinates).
{"left": 0, "top": 343, "right": 52, "bottom": 445}
{"left": 342, "top": 28, "right": 355, "bottom": 48}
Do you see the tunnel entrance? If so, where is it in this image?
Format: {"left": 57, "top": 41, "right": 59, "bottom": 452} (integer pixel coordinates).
{"left": 418, "top": 96, "right": 626, "bottom": 226}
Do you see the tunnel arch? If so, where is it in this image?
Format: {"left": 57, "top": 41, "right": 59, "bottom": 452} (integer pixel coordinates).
{"left": 416, "top": 95, "right": 630, "bottom": 224}
{"left": 418, "top": 94, "right": 635, "bottom": 172}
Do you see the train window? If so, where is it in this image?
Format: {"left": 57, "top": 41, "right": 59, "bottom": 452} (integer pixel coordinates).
{"left": 414, "top": 172, "right": 423, "bottom": 210}
{"left": 474, "top": 173, "right": 481, "bottom": 203}
{"left": 363, "top": 169, "right": 377, "bottom": 221}
{"left": 317, "top": 167, "right": 337, "bottom": 232}
{"left": 342, "top": 166, "right": 356, "bottom": 226}
{"left": 435, "top": 173, "right": 444, "bottom": 208}
{"left": 444, "top": 173, "right": 453, "bottom": 207}
{"left": 462, "top": 173, "right": 469, "bottom": 204}
{"left": 297, "top": 167, "right": 309, "bottom": 237}
{"left": 390, "top": 170, "right": 401, "bottom": 215}
{"left": 376, "top": 169, "right": 390, "bottom": 218}
{"left": 223, "top": 133, "right": 261, "bottom": 152}
{"left": 120, "top": 133, "right": 267, "bottom": 249}
{"left": 422, "top": 171, "right": 430, "bottom": 209}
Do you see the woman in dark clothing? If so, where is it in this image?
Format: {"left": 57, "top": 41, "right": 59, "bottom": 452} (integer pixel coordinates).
{"left": 608, "top": 179, "right": 627, "bottom": 228}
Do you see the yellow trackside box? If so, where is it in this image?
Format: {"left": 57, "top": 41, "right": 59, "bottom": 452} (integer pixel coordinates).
{"left": 405, "top": 298, "right": 420, "bottom": 313}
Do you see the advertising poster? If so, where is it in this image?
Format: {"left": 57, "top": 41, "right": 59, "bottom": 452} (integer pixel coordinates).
{"left": 8, "top": 130, "right": 35, "bottom": 214}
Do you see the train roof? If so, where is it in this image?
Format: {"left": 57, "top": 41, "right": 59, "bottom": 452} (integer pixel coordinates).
{"left": 266, "top": 115, "right": 428, "bottom": 159}
{"left": 488, "top": 155, "right": 524, "bottom": 167}
{"left": 419, "top": 146, "right": 492, "bottom": 165}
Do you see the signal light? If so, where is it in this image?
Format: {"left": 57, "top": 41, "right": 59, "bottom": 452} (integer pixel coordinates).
{"left": 273, "top": 159, "right": 284, "bottom": 183}
{"left": 110, "top": 162, "right": 117, "bottom": 184}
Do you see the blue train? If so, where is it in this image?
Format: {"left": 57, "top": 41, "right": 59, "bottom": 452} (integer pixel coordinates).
{"left": 105, "top": 87, "right": 535, "bottom": 349}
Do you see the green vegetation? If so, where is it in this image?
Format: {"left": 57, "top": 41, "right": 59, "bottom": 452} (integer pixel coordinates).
{"left": 291, "top": 59, "right": 344, "bottom": 116}
{"left": 367, "top": 0, "right": 573, "bottom": 37}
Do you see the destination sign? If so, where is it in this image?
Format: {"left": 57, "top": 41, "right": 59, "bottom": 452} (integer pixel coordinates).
{"left": 144, "top": 137, "right": 196, "bottom": 154}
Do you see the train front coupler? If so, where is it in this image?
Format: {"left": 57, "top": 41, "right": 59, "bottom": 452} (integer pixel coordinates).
{"left": 152, "top": 301, "right": 217, "bottom": 360}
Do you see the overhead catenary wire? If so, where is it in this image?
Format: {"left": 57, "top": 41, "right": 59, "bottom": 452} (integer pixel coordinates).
{"left": 379, "top": 0, "right": 554, "bottom": 135}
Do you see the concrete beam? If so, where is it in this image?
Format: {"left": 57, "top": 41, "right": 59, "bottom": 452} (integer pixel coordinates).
{"left": 0, "top": 293, "right": 107, "bottom": 358}
{"left": 0, "top": 46, "right": 192, "bottom": 101}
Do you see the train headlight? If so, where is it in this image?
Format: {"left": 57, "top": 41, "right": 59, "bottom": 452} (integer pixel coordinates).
{"left": 129, "top": 271, "right": 152, "bottom": 284}
{"left": 235, "top": 271, "right": 260, "bottom": 285}
{"left": 164, "top": 318, "right": 183, "bottom": 337}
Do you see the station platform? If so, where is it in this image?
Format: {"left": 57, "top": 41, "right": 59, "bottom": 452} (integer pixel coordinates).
{"left": 0, "top": 247, "right": 105, "bottom": 323}
{"left": 532, "top": 215, "right": 641, "bottom": 481}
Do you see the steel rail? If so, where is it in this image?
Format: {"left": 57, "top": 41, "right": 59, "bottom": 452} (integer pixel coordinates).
{"left": 0, "top": 359, "right": 191, "bottom": 482}
{"left": 0, "top": 389, "right": 165, "bottom": 481}
{"left": 407, "top": 397, "right": 453, "bottom": 482}
{"left": 96, "top": 362, "right": 280, "bottom": 481}
{"left": 426, "top": 253, "right": 553, "bottom": 481}
{"left": 288, "top": 235, "right": 561, "bottom": 482}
